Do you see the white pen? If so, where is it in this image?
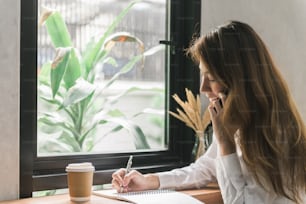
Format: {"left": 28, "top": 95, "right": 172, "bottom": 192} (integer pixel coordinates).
{"left": 120, "top": 155, "right": 133, "bottom": 193}
{"left": 125, "top": 155, "right": 133, "bottom": 174}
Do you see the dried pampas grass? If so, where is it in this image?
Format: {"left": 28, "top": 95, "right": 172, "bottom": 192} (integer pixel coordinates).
{"left": 169, "top": 88, "right": 210, "bottom": 133}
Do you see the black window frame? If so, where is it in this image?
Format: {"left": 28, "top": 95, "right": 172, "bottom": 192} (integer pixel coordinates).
{"left": 20, "top": 0, "right": 201, "bottom": 198}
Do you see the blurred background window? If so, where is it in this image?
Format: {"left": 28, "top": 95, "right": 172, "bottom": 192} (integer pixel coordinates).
{"left": 37, "top": 0, "right": 168, "bottom": 156}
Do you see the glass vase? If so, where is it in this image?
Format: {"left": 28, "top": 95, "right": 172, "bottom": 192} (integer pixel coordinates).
{"left": 191, "top": 131, "right": 205, "bottom": 162}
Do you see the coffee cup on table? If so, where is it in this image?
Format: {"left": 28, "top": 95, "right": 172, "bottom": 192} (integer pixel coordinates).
{"left": 66, "top": 162, "right": 95, "bottom": 202}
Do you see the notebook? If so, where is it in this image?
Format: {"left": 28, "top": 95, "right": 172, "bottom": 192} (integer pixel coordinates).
{"left": 93, "top": 189, "right": 204, "bottom": 204}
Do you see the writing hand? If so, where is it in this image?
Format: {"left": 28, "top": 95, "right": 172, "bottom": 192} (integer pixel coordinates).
{"left": 112, "top": 168, "right": 127, "bottom": 192}
{"left": 112, "top": 169, "right": 160, "bottom": 193}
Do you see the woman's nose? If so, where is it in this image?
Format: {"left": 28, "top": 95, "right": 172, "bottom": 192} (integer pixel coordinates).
{"left": 200, "top": 77, "right": 210, "bottom": 93}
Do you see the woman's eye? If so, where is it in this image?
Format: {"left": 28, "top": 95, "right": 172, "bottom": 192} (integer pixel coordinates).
{"left": 206, "top": 74, "right": 216, "bottom": 82}
{"left": 202, "top": 72, "right": 216, "bottom": 82}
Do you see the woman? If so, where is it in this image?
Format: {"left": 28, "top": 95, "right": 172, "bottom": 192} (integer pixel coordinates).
{"left": 112, "top": 21, "right": 306, "bottom": 204}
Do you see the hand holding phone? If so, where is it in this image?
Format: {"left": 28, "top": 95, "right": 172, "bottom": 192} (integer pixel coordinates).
{"left": 218, "top": 98, "right": 223, "bottom": 108}
{"left": 217, "top": 90, "right": 227, "bottom": 109}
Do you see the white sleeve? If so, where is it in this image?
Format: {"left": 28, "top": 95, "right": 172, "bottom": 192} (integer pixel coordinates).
{"left": 156, "top": 139, "right": 218, "bottom": 190}
{"left": 216, "top": 154, "right": 270, "bottom": 204}
{"left": 215, "top": 153, "right": 246, "bottom": 204}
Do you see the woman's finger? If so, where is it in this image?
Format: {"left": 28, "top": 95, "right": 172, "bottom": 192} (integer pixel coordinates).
{"left": 218, "top": 92, "right": 226, "bottom": 106}
{"left": 123, "top": 169, "right": 139, "bottom": 186}
{"left": 112, "top": 178, "right": 121, "bottom": 192}
{"left": 112, "top": 168, "right": 126, "bottom": 186}
{"left": 213, "top": 99, "right": 222, "bottom": 112}
{"left": 208, "top": 104, "right": 217, "bottom": 117}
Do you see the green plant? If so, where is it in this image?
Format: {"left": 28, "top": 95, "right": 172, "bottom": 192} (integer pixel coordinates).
{"left": 37, "top": 0, "right": 165, "bottom": 153}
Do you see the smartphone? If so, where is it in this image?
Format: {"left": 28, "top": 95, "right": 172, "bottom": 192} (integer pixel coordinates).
{"left": 218, "top": 89, "right": 229, "bottom": 108}
{"left": 218, "top": 98, "right": 223, "bottom": 108}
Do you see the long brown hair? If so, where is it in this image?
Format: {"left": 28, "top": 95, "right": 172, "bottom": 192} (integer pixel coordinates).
{"left": 187, "top": 21, "right": 306, "bottom": 203}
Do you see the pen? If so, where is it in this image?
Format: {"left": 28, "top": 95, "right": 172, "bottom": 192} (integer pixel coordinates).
{"left": 125, "top": 155, "right": 133, "bottom": 174}
{"left": 120, "top": 155, "right": 133, "bottom": 193}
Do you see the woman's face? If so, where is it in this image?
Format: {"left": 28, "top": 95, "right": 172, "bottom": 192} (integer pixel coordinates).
{"left": 199, "top": 61, "right": 225, "bottom": 101}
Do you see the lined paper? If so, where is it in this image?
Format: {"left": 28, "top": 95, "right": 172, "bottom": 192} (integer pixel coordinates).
{"left": 93, "top": 189, "right": 204, "bottom": 204}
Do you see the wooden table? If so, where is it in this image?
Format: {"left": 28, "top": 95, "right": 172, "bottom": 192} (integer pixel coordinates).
{"left": 0, "top": 186, "right": 223, "bottom": 204}
{"left": 183, "top": 188, "right": 223, "bottom": 204}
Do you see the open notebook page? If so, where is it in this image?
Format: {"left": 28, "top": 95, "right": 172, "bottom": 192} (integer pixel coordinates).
{"left": 93, "top": 189, "right": 204, "bottom": 204}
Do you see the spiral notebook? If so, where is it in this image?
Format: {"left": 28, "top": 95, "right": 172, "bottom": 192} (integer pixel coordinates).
{"left": 93, "top": 189, "right": 204, "bottom": 204}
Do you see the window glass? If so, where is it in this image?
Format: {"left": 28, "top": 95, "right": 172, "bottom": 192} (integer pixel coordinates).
{"left": 20, "top": 0, "right": 200, "bottom": 197}
{"left": 37, "top": 0, "right": 168, "bottom": 156}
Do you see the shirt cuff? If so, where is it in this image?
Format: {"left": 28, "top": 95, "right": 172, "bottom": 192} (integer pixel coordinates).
{"left": 218, "top": 153, "right": 242, "bottom": 178}
{"left": 155, "top": 172, "right": 177, "bottom": 189}
{"left": 218, "top": 153, "right": 245, "bottom": 188}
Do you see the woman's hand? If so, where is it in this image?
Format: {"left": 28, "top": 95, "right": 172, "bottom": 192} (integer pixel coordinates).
{"left": 208, "top": 93, "right": 236, "bottom": 155}
{"left": 112, "top": 169, "right": 160, "bottom": 193}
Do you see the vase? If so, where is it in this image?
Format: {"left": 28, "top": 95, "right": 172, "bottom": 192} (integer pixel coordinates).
{"left": 191, "top": 131, "right": 205, "bottom": 162}
{"left": 191, "top": 123, "right": 213, "bottom": 161}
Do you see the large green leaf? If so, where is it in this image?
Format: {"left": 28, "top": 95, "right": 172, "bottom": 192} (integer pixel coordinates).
{"left": 104, "top": 32, "right": 144, "bottom": 48}
{"left": 62, "top": 78, "right": 95, "bottom": 107}
{"left": 38, "top": 113, "right": 71, "bottom": 129}
{"left": 133, "top": 108, "right": 165, "bottom": 117}
{"left": 99, "top": 117, "right": 150, "bottom": 149}
{"left": 39, "top": 95, "right": 62, "bottom": 107}
{"left": 38, "top": 112, "right": 82, "bottom": 139}
{"left": 59, "top": 131, "right": 82, "bottom": 152}
{"left": 100, "top": 32, "right": 144, "bottom": 60}
{"left": 38, "top": 132, "right": 74, "bottom": 153}
{"left": 50, "top": 48, "right": 71, "bottom": 98}
{"left": 83, "top": 0, "right": 141, "bottom": 75}
{"left": 90, "top": 109, "right": 150, "bottom": 149}
{"left": 63, "top": 48, "right": 82, "bottom": 89}
{"left": 38, "top": 62, "right": 51, "bottom": 84}
{"left": 103, "top": 57, "right": 118, "bottom": 67}
{"left": 44, "top": 11, "right": 72, "bottom": 47}
{"left": 103, "top": 44, "right": 165, "bottom": 89}
{"left": 105, "top": 87, "right": 163, "bottom": 106}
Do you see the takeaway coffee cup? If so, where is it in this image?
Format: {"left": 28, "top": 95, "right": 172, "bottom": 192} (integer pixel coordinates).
{"left": 66, "top": 162, "right": 95, "bottom": 202}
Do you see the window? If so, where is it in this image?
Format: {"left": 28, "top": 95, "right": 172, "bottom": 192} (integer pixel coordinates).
{"left": 20, "top": 0, "right": 201, "bottom": 197}
{"left": 37, "top": 0, "right": 167, "bottom": 156}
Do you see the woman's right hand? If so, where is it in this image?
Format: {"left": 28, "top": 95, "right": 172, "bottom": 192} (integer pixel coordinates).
{"left": 111, "top": 169, "right": 160, "bottom": 193}
{"left": 208, "top": 93, "right": 237, "bottom": 155}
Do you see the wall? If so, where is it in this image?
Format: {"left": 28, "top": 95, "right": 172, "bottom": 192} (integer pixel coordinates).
{"left": 201, "top": 0, "right": 306, "bottom": 122}
{"left": 0, "top": 0, "right": 20, "bottom": 201}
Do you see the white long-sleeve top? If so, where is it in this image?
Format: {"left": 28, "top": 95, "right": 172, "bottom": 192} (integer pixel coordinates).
{"left": 156, "top": 135, "right": 306, "bottom": 204}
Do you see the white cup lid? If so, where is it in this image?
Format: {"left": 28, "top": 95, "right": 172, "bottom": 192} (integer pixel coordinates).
{"left": 66, "top": 162, "right": 95, "bottom": 172}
